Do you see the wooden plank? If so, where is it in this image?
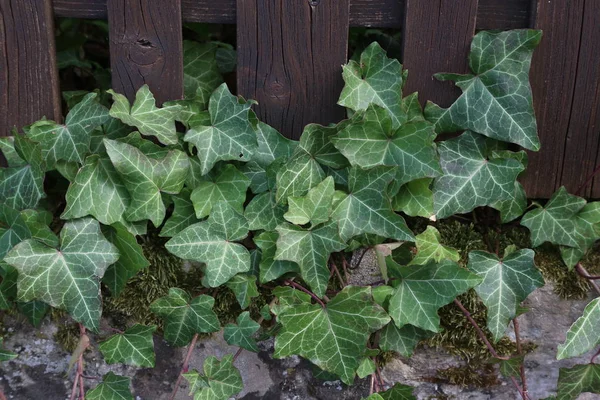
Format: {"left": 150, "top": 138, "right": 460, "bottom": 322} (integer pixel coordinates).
{"left": 107, "top": 0, "right": 184, "bottom": 105}
{"left": 181, "top": 0, "right": 236, "bottom": 24}
{"left": 349, "top": 0, "right": 403, "bottom": 28}
{"left": 237, "top": 0, "right": 350, "bottom": 140}
{"left": 53, "top": 0, "right": 107, "bottom": 19}
{"left": 0, "top": 0, "right": 61, "bottom": 137}
{"left": 401, "top": 0, "right": 478, "bottom": 108}
{"left": 476, "top": 0, "right": 531, "bottom": 30}
{"left": 520, "top": 0, "right": 585, "bottom": 198}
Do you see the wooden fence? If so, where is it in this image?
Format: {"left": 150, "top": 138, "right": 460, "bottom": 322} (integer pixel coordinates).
{"left": 0, "top": 0, "right": 599, "bottom": 198}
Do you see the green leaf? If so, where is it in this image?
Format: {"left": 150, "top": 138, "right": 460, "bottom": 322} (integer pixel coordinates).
{"left": 356, "top": 357, "right": 376, "bottom": 379}
{"left": 392, "top": 178, "right": 434, "bottom": 219}
{"left": 104, "top": 138, "right": 189, "bottom": 226}
{"left": 492, "top": 355, "right": 524, "bottom": 378}
{"left": 108, "top": 85, "right": 182, "bottom": 145}
{"left": 223, "top": 311, "right": 260, "bottom": 352}
{"left": 556, "top": 364, "right": 600, "bottom": 400}
{"left": 16, "top": 300, "right": 49, "bottom": 327}
{"left": 557, "top": 298, "right": 600, "bottom": 360}
{"left": 226, "top": 274, "right": 258, "bottom": 310}
{"left": 274, "top": 286, "right": 390, "bottom": 384}
{"left": 4, "top": 218, "right": 119, "bottom": 331}
{"left": 245, "top": 191, "right": 286, "bottom": 231}
{"left": 28, "top": 93, "right": 109, "bottom": 165}
{"left": 183, "top": 41, "right": 223, "bottom": 106}
{"left": 99, "top": 324, "right": 156, "bottom": 367}
{"left": 521, "top": 187, "right": 586, "bottom": 248}
{"left": 387, "top": 259, "right": 481, "bottom": 332}
{"left": 252, "top": 122, "right": 297, "bottom": 168}
{"left": 338, "top": 42, "right": 405, "bottom": 128}
{"left": 284, "top": 176, "right": 334, "bottom": 227}
{"left": 0, "top": 264, "right": 17, "bottom": 309}
{"left": 559, "top": 202, "right": 600, "bottom": 269}
{"left": 86, "top": 372, "right": 134, "bottom": 400}
{"left": 190, "top": 164, "right": 250, "bottom": 219}
{"left": 184, "top": 83, "right": 258, "bottom": 175}
{"left": 491, "top": 182, "right": 527, "bottom": 223}
{"left": 150, "top": 288, "right": 220, "bottom": 347}
{"left": 166, "top": 202, "right": 250, "bottom": 287}
{"left": 468, "top": 249, "right": 543, "bottom": 342}
{"left": 160, "top": 189, "right": 200, "bottom": 238}
{"left": 183, "top": 354, "right": 243, "bottom": 400}
{"left": 425, "top": 30, "right": 542, "bottom": 151}
{"left": 410, "top": 226, "right": 460, "bottom": 265}
{"left": 19, "top": 209, "right": 58, "bottom": 248}
{"left": 433, "top": 132, "right": 524, "bottom": 219}
{"left": 363, "top": 383, "right": 416, "bottom": 400}
{"left": 101, "top": 223, "right": 150, "bottom": 297}
{"left": 0, "top": 337, "right": 17, "bottom": 362}
{"left": 331, "top": 166, "right": 413, "bottom": 242}
{"left": 379, "top": 323, "right": 432, "bottom": 357}
{"left": 254, "top": 231, "right": 299, "bottom": 284}
{"left": 0, "top": 204, "right": 31, "bottom": 260}
{"left": 0, "top": 136, "right": 25, "bottom": 167}
{"left": 275, "top": 222, "right": 346, "bottom": 297}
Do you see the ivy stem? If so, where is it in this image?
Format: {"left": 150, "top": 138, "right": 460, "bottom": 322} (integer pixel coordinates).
{"left": 369, "top": 374, "right": 375, "bottom": 395}
{"left": 105, "top": 326, "right": 124, "bottom": 335}
{"left": 69, "top": 324, "right": 89, "bottom": 400}
{"left": 575, "top": 263, "right": 600, "bottom": 295}
{"left": 513, "top": 317, "right": 528, "bottom": 398}
{"left": 591, "top": 347, "right": 600, "bottom": 364}
{"left": 0, "top": 391, "right": 6, "bottom": 400}
{"left": 330, "top": 258, "right": 346, "bottom": 287}
{"left": 575, "top": 164, "right": 600, "bottom": 196}
{"left": 341, "top": 256, "right": 350, "bottom": 283}
{"left": 285, "top": 280, "right": 326, "bottom": 307}
{"left": 169, "top": 333, "right": 199, "bottom": 400}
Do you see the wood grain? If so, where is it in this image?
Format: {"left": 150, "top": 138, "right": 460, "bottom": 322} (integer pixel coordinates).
{"left": 107, "top": 0, "right": 184, "bottom": 105}
{"left": 53, "top": 0, "right": 107, "bottom": 19}
{"left": 477, "top": 0, "right": 531, "bottom": 30}
{"left": 237, "top": 0, "right": 350, "bottom": 140}
{"left": 0, "top": 0, "right": 61, "bottom": 137}
{"left": 402, "top": 0, "right": 478, "bottom": 108}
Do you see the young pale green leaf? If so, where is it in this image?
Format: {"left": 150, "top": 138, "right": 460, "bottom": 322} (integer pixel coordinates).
{"left": 410, "top": 226, "right": 460, "bottom": 265}
{"left": 254, "top": 231, "right": 299, "bottom": 284}
{"left": 190, "top": 164, "right": 250, "bottom": 219}
{"left": 284, "top": 176, "right": 335, "bottom": 227}
{"left": 556, "top": 364, "right": 600, "bottom": 400}
{"left": 0, "top": 337, "right": 17, "bottom": 362}
{"left": 184, "top": 354, "right": 243, "bottom": 400}
{"left": 160, "top": 189, "right": 200, "bottom": 238}
{"left": 331, "top": 166, "right": 413, "bottom": 242}
{"left": 223, "top": 311, "right": 260, "bottom": 352}
{"left": 244, "top": 191, "right": 286, "bottom": 231}
{"left": 183, "top": 41, "right": 223, "bottom": 106}
{"left": 425, "top": 30, "right": 542, "bottom": 151}
{"left": 557, "top": 298, "right": 600, "bottom": 360}
{"left": 184, "top": 84, "right": 258, "bottom": 175}
{"left": 0, "top": 204, "right": 31, "bottom": 260}
{"left": 392, "top": 178, "right": 434, "bottom": 219}
{"left": 166, "top": 202, "right": 250, "bottom": 287}
{"left": 521, "top": 187, "right": 587, "bottom": 248}
{"left": 226, "top": 274, "right": 259, "bottom": 310}
{"left": 99, "top": 324, "right": 156, "bottom": 367}
{"left": 4, "top": 218, "right": 119, "bottom": 332}
{"left": 275, "top": 286, "right": 390, "bottom": 384}
{"left": 356, "top": 357, "right": 376, "bottom": 379}
{"left": 104, "top": 138, "right": 189, "bottom": 226}
{"left": 379, "top": 323, "right": 432, "bottom": 357}
{"left": 86, "top": 372, "right": 134, "bottom": 400}
{"left": 108, "top": 85, "right": 181, "bottom": 145}
{"left": 433, "top": 132, "right": 524, "bottom": 219}
{"left": 150, "top": 288, "right": 220, "bottom": 347}
{"left": 468, "top": 249, "right": 543, "bottom": 342}
{"left": 363, "top": 383, "right": 416, "bottom": 400}
{"left": 387, "top": 259, "right": 481, "bottom": 332}
{"left": 338, "top": 42, "right": 405, "bottom": 128}
{"left": 275, "top": 222, "right": 346, "bottom": 297}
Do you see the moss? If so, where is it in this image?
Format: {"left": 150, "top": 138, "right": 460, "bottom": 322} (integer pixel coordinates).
{"left": 436, "top": 364, "right": 499, "bottom": 388}
{"left": 379, "top": 350, "right": 396, "bottom": 367}
{"left": 54, "top": 322, "right": 81, "bottom": 352}
{"left": 534, "top": 244, "right": 589, "bottom": 300}
{"left": 436, "top": 220, "right": 486, "bottom": 267}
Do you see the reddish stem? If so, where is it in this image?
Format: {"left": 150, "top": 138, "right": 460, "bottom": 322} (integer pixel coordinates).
{"left": 232, "top": 347, "right": 244, "bottom": 363}
{"left": 576, "top": 263, "right": 600, "bottom": 295}
{"left": 575, "top": 164, "right": 600, "bottom": 196}
{"left": 169, "top": 333, "right": 199, "bottom": 400}
{"left": 330, "top": 258, "right": 346, "bottom": 287}
{"left": 285, "top": 280, "right": 326, "bottom": 307}
{"left": 69, "top": 324, "right": 88, "bottom": 400}
{"left": 0, "top": 391, "right": 6, "bottom": 400}
{"left": 513, "top": 317, "right": 528, "bottom": 397}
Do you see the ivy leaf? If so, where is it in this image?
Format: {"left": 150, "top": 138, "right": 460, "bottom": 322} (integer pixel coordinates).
{"left": 4, "top": 218, "right": 119, "bottom": 331}
{"left": 150, "top": 288, "right": 220, "bottom": 347}
{"left": 28, "top": 93, "right": 110, "bottom": 165}
{"left": 99, "top": 324, "right": 156, "bottom": 367}
{"left": 298, "top": 124, "right": 349, "bottom": 169}
{"left": 433, "top": 132, "right": 524, "bottom": 219}
{"left": 410, "top": 226, "right": 460, "bottom": 265}
{"left": 0, "top": 337, "right": 17, "bottom": 362}
{"left": 275, "top": 222, "right": 346, "bottom": 297}
{"left": 392, "top": 178, "right": 434, "bottom": 219}
{"left": 252, "top": 122, "right": 297, "bottom": 168}
{"left": 468, "top": 249, "right": 543, "bottom": 342}
{"left": 184, "top": 355, "right": 243, "bottom": 400}
{"left": 86, "top": 372, "right": 134, "bottom": 400}
{"left": 245, "top": 191, "right": 286, "bottom": 231}
{"left": 0, "top": 136, "right": 25, "bottom": 167}
{"left": 224, "top": 311, "right": 260, "bottom": 352}
{"left": 338, "top": 42, "right": 405, "bottom": 128}
{"left": 493, "top": 356, "right": 524, "bottom": 378}
{"left": 425, "top": 30, "right": 542, "bottom": 151}
{"left": 184, "top": 83, "right": 258, "bottom": 175}
{"left": 356, "top": 357, "right": 376, "bottom": 379}
{"left": 560, "top": 202, "right": 600, "bottom": 269}
{"left": 331, "top": 166, "right": 413, "bottom": 242}
{"left": 101, "top": 223, "right": 149, "bottom": 297}
{"left": 379, "top": 323, "right": 432, "bottom": 357}
{"left": 284, "top": 176, "right": 334, "bottom": 227}
{"left": 274, "top": 286, "right": 390, "bottom": 384}
{"left": 0, "top": 264, "right": 17, "bottom": 309}
{"left": 190, "top": 164, "right": 250, "bottom": 219}
{"left": 19, "top": 209, "right": 58, "bottom": 248}
{"left": 363, "top": 383, "right": 416, "bottom": 400}
{"left": 160, "top": 189, "right": 200, "bottom": 238}
{"left": 104, "top": 138, "right": 189, "bottom": 226}
{"left": 388, "top": 259, "right": 481, "bottom": 332}
{"left": 108, "top": 85, "right": 182, "bottom": 145}
{"left": 557, "top": 298, "right": 600, "bottom": 360}
{"left": 521, "top": 187, "right": 586, "bottom": 248}
{"left": 17, "top": 300, "right": 49, "bottom": 327}
{"left": 166, "top": 202, "right": 250, "bottom": 287}
{"left": 226, "top": 274, "right": 258, "bottom": 310}
{"left": 556, "top": 364, "right": 600, "bottom": 400}
{"left": 0, "top": 204, "right": 31, "bottom": 260}
{"left": 183, "top": 41, "right": 223, "bottom": 106}
{"left": 254, "top": 231, "right": 299, "bottom": 284}
{"left": 491, "top": 182, "right": 527, "bottom": 223}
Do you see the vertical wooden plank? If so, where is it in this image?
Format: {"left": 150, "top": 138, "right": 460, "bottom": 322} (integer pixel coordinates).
{"left": 521, "top": 0, "right": 585, "bottom": 198}
{"left": 107, "top": 0, "right": 184, "bottom": 105}
{"left": 401, "top": 0, "right": 478, "bottom": 107}
{"left": 0, "top": 0, "right": 61, "bottom": 136}
{"left": 237, "top": 0, "right": 350, "bottom": 140}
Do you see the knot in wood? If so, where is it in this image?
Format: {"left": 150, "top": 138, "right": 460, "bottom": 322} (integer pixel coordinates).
{"left": 266, "top": 79, "right": 290, "bottom": 100}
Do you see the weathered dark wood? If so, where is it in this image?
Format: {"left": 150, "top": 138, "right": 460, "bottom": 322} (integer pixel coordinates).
{"left": 53, "top": 0, "right": 107, "bottom": 19}
{"left": 107, "top": 0, "right": 184, "bottom": 105}
{"left": 350, "top": 0, "right": 403, "bottom": 28}
{"left": 521, "top": 0, "right": 585, "bottom": 198}
{"left": 181, "top": 0, "right": 236, "bottom": 24}
{"left": 402, "top": 0, "right": 478, "bottom": 107}
{"left": 237, "top": 0, "right": 350, "bottom": 140}
{"left": 476, "top": 0, "right": 531, "bottom": 30}
{"left": 0, "top": 0, "right": 61, "bottom": 136}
